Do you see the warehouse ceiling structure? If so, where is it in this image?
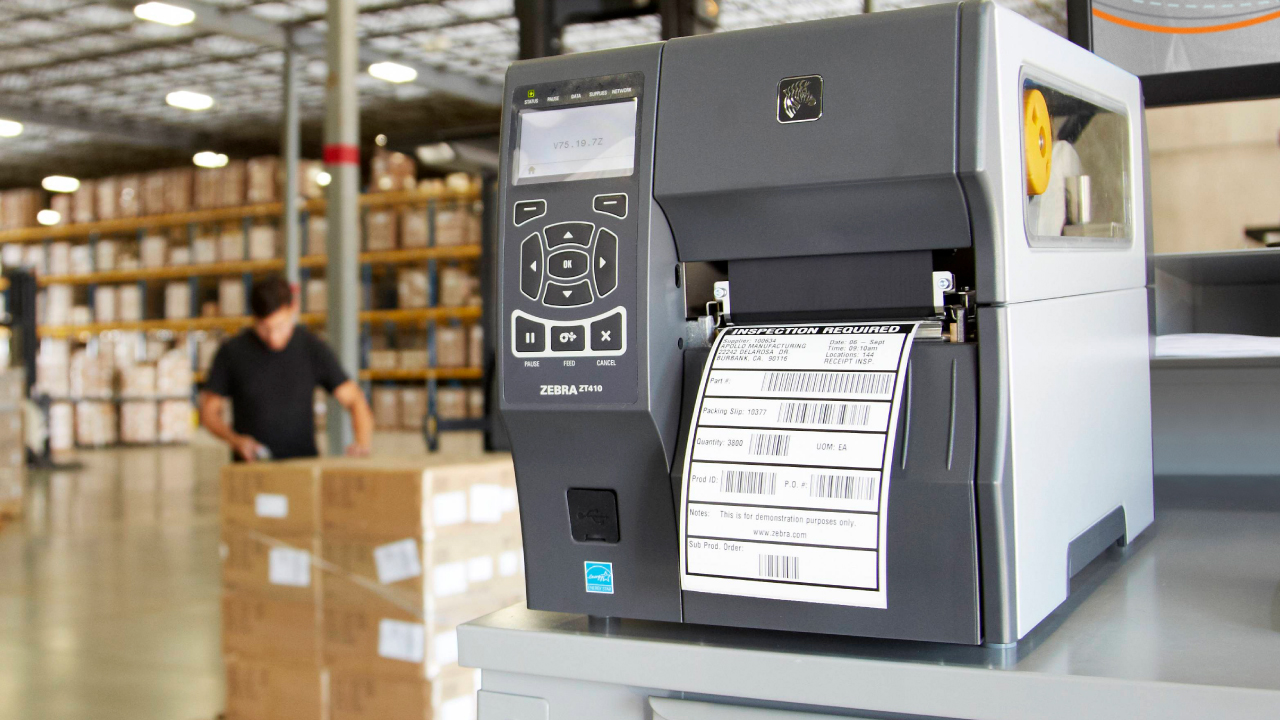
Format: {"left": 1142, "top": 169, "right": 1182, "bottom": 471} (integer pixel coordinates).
{"left": 0, "top": 0, "right": 1066, "bottom": 189}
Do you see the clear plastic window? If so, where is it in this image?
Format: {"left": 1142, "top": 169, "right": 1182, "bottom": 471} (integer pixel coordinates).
{"left": 1022, "top": 77, "right": 1132, "bottom": 249}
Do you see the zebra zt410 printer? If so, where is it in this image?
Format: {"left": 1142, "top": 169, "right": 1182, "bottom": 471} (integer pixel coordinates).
{"left": 497, "top": 0, "right": 1154, "bottom": 644}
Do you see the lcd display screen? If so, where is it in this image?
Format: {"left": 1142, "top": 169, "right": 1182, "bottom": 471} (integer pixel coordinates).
{"left": 515, "top": 99, "right": 638, "bottom": 185}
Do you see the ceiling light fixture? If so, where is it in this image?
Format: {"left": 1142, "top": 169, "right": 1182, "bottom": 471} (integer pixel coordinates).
{"left": 193, "top": 151, "right": 229, "bottom": 168}
{"left": 134, "top": 2, "right": 196, "bottom": 26}
{"left": 166, "top": 90, "right": 214, "bottom": 111}
{"left": 316, "top": 171, "right": 332, "bottom": 187}
{"left": 42, "top": 176, "right": 81, "bottom": 193}
{"left": 0, "top": 119, "right": 22, "bottom": 137}
{"left": 37, "top": 210, "right": 62, "bottom": 226}
{"left": 368, "top": 62, "right": 417, "bottom": 84}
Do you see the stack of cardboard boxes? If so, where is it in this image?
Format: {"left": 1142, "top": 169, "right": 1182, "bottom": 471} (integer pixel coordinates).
{"left": 0, "top": 369, "right": 25, "bottom": 521}
{"left": 221, "top": 456, "right": 522, "bottom": 720}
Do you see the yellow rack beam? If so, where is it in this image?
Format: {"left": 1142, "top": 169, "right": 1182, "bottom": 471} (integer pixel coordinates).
{"left": 37, "top": 307, "right": 480, "bottom": 339}
{"left": 360, "top": 367, "right": 483, "bottom": 382}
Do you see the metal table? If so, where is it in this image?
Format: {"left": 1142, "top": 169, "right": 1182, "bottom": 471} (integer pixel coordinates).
{"left": 459, "top": 478, "right": 1280, "bottom": 719}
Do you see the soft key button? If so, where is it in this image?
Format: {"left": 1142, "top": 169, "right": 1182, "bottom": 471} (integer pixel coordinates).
{"left": 547, "top": 249, "right": 589, "bottom": 279}
{"left": 514, "top": 315, "right": 545, "bottom": 353}
{"left": 594, "top": 228, "right": 618, "bottom": 297}
{"left": 544, "top": 222, "right": 593, "bottom": 248}
{"left": 513, "top": 200, "right": 546, "bottom": 226}
{"left": 543, "top": 280, "right": 593, "bottom": 307}
{"left": 590, "top": 310, "right": 623, "bottom": 352}
{"left": 519, "top": 233, "right": 543, "bottom": 300}
{"left": 593, "top": 193, "right": 627, "bottom": 219}
{"left": 550, "top": 325, "right": 586, "bottom": 352}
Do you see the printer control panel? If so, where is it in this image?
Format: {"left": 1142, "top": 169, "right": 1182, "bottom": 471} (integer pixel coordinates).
{"left": 500, "top": 72, "right": 645, "bottom": 405}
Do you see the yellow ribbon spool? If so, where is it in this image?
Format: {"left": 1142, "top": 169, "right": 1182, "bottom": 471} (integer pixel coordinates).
{"left": 1023, "top": 89, "right": 1052, "bottom": 196}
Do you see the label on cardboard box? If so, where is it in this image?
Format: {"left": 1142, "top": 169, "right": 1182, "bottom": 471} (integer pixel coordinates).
{"left": 499, "top": 550, "right": 521, "bottom": 577}
{"left": 268, "top": 546, "right": 312, "bottom": 587}
{"left": 256, "top": 493, "right": 289, "bottom": 518}
{"left": 439, "top": 695, "right": 477, "bottom": 720}
{"left": 501, "top": 487, "right": 518, "bottom": 513}
{"left": 433, "top": 561, "right": 468, "bottom": 598}
{"left": 433, "top": 491, "right": 467, "bottom": 527}
{"left": 373, "top": 538, "right": 422, "bottom": 584}
{"left": 468, "top": 484, "right": 503, "bottom": 524}
{"left": 467, "top": 556, "right": 494, "bottom": 583}
{"left": 378, "top": 618, "right": 426, "bottom": 663}
{"left": 434, "top": 629, "right": 459, "bottom": 666}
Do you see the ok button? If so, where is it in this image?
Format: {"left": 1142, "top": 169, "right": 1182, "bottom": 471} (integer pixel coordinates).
{"left": 550, "top": 324, "right": 586, "bottom": 352}
{"left": 547, "top": 249, "right": 589, "bottom": 279}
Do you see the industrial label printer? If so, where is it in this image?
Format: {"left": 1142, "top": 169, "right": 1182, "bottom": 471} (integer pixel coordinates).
{"left": 497, "top": 0, "right": 1154, "bottom": 645}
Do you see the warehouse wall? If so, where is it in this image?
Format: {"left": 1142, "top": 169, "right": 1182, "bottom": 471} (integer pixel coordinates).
{"left": 1147, "top": 99, "right": 1280, "bottom": 254}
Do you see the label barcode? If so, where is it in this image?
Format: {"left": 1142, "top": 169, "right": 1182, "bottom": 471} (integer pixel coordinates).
{"left": 748, "top": 433, "right": 791, "bottom": 457}
{"left": 810, "top": 473, "right": 878, "bottom": 501}
{"left": 720, "top": 470, "right": 777, "bottom": 495}
{"left": 758, "top": 554, "right": 800, "bottom": 579}
{"left": 761, "top": 371, "right": 894, "bottom": 396}
{"left": 777, "top": 401, "right": 873, "bottom": 427}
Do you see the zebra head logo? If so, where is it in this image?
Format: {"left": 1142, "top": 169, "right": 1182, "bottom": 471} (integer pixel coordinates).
{"left": 777, "top": 75, "right": 822, "bottom": 123}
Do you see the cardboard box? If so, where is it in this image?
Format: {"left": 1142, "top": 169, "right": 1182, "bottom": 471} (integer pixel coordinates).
{"left": 400, "top": 208, "right": 428, "bottom": 248}
{"left": 398, "top": 349, "right": 428, "bottom": 371}
{"left": 365, "top": 210, "right": 397, "bottom": 252}
{"left": 157, "top": 348, "right": 192, "bottom": 396}
{"left": 221, "top": 529, "right": 320, "bottom": 604}
{"left": 224, "top": 656, "right": 325, "bottom": 720}
{"left": 169, "top": 246, "right": 191, "bottom": 265}
{"left": 120, "top": 399, "right": 157, "bottom": 444}
{"left": 397, "top": 269, "right": 429, "bottom": 309}
{"left": 439, "top": 267, "right": 476, "bottom": 308}
{"left": 307, "top": 215, "right": 327, "bottom": 256}
{"left": 305, "top": 279, "right": 326, "bottom": 314}
{"left": 0, "top": 369, "right": 25, "bottom": 406}
{"left": 165, "top": 168, "right": 194, "bottom": 214}
{"left": 400, "top": 388, "right": 426, "bottom": 430}
{"left": 319, "top": 456, "right": 517, "bottom": 539}
{"left": 69, "top": 244, "right": 92, "bottom": 275}
{"left": 372, "top": 387, "right": 400, "bottom": 430}
{"left": 193, "top": 235, "right": 218, "bottom": 264}
{"left": 95, "top": 239, "right": 117, "bottom": 272}
{"left": 249, "top": 224, "right": 278, "bottom": 261}
{"left": 329, "top": 664, "right": 479, "bottom": 720}
{"left": 74, "top": 401, "right": 117, "bottom": 447}
{"left": 223, "top": 592, "right": 321, "bottom": 665}
{"left": 370, "top": 149, "right": 416, "bottom": 193}
{"left": 46, "top": 241, "right": 70, "bottom": 277}
{"left": 247, "top": 157, "right": 280, "bottom": 204}
{"left": 220, "top": 278, "right": 246, "bottom": 317}
{"left": 96, "top": 177, "right": 118, "bottom": 220}
{"left": 467, "top": 387, "right": 484, "bottom": 419}
{"left": 165, "top": 281, "right": 191, "bottom": 320}
{"left": 1, "top": 189, "right": 42, "bottom": 230}
{"left": 436, "top": 326, "right": 466, "bottom": 368}
{"left": 467, "top": 325, "right": 483, "bottom": 368}
{"left": 118, "top": 285, "right": 143, "bottom": 322}
{"left": 222, "top": 161, "right": 247, "bottom": 208}
{"left": 117, "top": 175, "right": 141, "bottom": 218}
{"left": 50, "top": 194, "right": 72, "bottom": 226}
{"left": 36, "top": 338, "right": 71, "bottom": 397}
{"left": 368, "top": 350, "right": 398, "bottom": 372}
{"left": 119, "top": 363, "right": 157, "bottom": 397}
{"left": 142, "top": 171, "right": 167, "bottom": 216}
{"left": 434, "top": 208, "right": 472, "bottom": 247}
{"left": 221, "top": 461, "right": 322, "bottom": 536}
{"left": 72, "top": 180, "right": 95, "bottom": 224}
{"left": 195, "top": 168, "right": 220, "bottom": 209}
{"left": 298, "top": 160, "right": 325, "bottom": 200}
{"left": 141, "top": 235, "right": 168, "bottom": 269}
{"left": 69, "top": 349, "right": 111, "bottom": 397}
{"left": 49, "top": 402, "right": 73, "bottom": 452}
{"left": 437, "top": 388, "right": 467, "bottom": 421}
{"left": 158, "top": 399, "right": 192, "bottom": 443}
{"left": 221, "top": 227, "right": 246, "bottom": 262}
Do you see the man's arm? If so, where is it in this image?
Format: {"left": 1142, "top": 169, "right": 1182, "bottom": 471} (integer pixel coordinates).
{"left": 199, "top": 391, "right": 263, "bottom": 461}
{"left": 332, "top": 380, "right": 374, "bottom": 456}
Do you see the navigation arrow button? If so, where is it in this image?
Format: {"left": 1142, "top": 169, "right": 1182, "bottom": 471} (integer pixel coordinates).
{"left": 593, "top": 229, "right": 618, "bottom": 297}
{"left": 519, "top": 233, "right": 543, "bottom": 301}
{"left": 543, "top": 280, "right": 593, "bottom": 307}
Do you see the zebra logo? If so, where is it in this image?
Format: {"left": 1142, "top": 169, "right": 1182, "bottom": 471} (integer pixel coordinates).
{"left": 777, "top": 75, "right": 822, "bottom": 123}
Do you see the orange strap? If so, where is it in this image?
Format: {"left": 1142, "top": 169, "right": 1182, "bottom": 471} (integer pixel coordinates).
{"left": 1093, "top": 6, "right": 1280, "bottom": 35}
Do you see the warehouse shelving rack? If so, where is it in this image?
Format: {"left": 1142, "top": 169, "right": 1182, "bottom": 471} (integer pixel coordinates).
{"left": 0, "top": 187, "right": 487, "bottom": 451}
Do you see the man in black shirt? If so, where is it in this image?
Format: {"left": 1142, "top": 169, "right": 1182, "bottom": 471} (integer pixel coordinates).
{"left": 200, "top": 275, "right": 374, "bottom": 460}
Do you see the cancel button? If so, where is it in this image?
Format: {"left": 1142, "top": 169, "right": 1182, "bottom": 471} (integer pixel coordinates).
{"left": 590, "top": 310, "right": 623, "bottom": 352}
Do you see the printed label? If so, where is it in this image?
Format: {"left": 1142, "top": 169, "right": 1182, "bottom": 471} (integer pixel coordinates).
{"left": 433, "top": 561, "right": 469, "bottom": 597}
{"left": 267, "top": 546, "right": 311, "bottom": 587}
{"left": 378, "top": 618, "right": 426, "bottom": 663}
{"left": 373, "top": 538, "right": 422, "bottom": 584}
{"left": 584, "top": 561, "right": 614, "bottom": 594}
{"left": 469, "top": 484, "right": 504, "bottom": 523}
{"left": 254, "top": 493, "right": 288, "bottom": 518}
{"left": 434, "top": 629, "right": 459, "bottom": 665}
{"left": 433, "top": 491, "right": 467, "bottom": 527}
{"left": 679, "top": 322, "right": 918, "bottom": 608}
{"left": 439, "top": 695, "right": 478, "bottom": 720}
{"left": 467, "top": 555, "right": 495, "bottom": 583}
{"left": 498, "top": 550, "right": 521, "bottom": 577}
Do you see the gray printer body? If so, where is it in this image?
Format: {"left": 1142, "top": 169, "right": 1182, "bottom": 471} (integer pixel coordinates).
{"left": 497, "top": 0, "right": 1154, "bottom": 645}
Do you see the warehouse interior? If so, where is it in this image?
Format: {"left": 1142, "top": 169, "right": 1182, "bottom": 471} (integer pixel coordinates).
{"left": 2, "top": 1, "right": 1279, "bottom": 719}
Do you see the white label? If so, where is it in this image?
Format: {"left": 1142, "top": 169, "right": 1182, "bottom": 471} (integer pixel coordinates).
{"left": 439, "top": 695, "right": 477, "bottom": 720}
{"left": 500, "top": 487, "right": 518, "bottom": 512}
{"left": 254, "top": 493, "right": 288, "bottom": 518}
{"left": 373, "top": 538, "right": 422, "bottom": 584}
{"left": 267, "top": 547, "right": 311, "bottom": 587}
{"left": 467, "top": 555, "right": 495, "bottom": 583}
{"left": 498, "top": 550, "right": 521, "bottom": 577}
{"left": 433, "top": 491, "right": 467, "bottom": 527}
{"left": 434, "top": 629, "right": 459, "bottom": 665}
{"left": 679, "top": 322, "right": 919, "bottom": 608}
{"left": 468, "top": 484, "right": 503, "bottom": 523}
{"left": 433, "top": 561, "right": 469, "bottom": 597}
{"left": 378, "top": 619, "right": 426, "bottom": 663}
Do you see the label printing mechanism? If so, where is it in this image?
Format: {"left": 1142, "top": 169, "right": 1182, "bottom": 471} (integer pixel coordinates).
{"left": 497, "top": 0, "right": 1154, "bottom": 645}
